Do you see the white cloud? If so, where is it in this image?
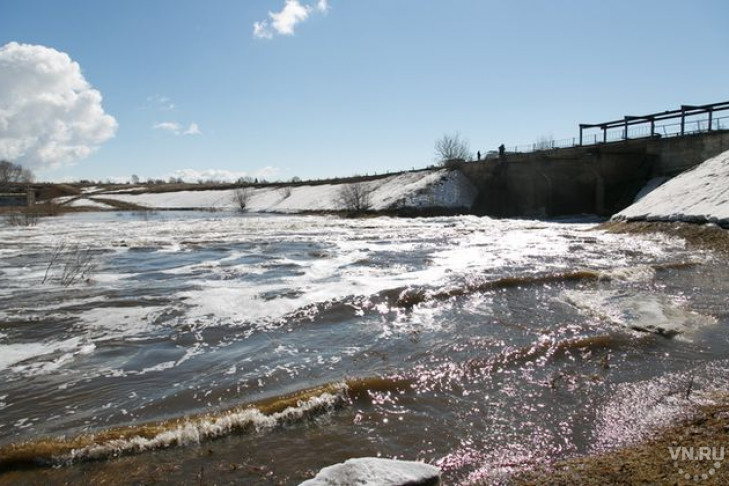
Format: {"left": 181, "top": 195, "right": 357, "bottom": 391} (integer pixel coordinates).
{"left": 253, "top": 0, "right": 329, "bottom": 39}
{"left": 147, "top": 95, "right": 175, "bottom": 111}
{"left": 271, "top": 0, "right": 310, "bottom": 35}
{"left": 167, "top": 167, "right": 279, "bottom": 183}
{"left": 254, "top": 165, "right": 281, "bottom": 179}
{"left": 184, "top": 122, "right": 201, "bottom": 136}
{"left": 316, "top": 0, "right": 329, "bottom": 13}
{"left": 153, "top": 121, "right": 181, "bottom": 133}
{"left": 0, "top": 42, "right": 118, "bottom": 172}
{"left": 253, "top": 21, "right": 274, "bottom": 40}
{"left": 153, "top": 121, "right": 201, "bottom": 136}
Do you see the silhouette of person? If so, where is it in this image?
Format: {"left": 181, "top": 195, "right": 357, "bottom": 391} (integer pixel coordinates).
{"left": 498, "top": 144, "right": 505, "bottom": 158}
{"left": 477, "top": 151, "right": 481, "bottom": 160}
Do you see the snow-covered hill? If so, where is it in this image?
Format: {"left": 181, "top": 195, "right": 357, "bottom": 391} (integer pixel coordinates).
{"left": 66, "top": 169, "right": 478, "bottom": 212}
{"left": 614, "top": 149, "right": 729, "bottom": 226}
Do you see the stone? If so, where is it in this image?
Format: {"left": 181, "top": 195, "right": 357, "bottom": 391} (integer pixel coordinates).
{"left": 299, "top": 457, "right": 441, "bottom": 486}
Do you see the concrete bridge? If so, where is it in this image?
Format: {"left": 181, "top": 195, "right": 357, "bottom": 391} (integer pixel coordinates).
{"left": 0, "top": 185, "right": 39, "bottom": 207}
{"left": 462, "top": 101, "right": 729, "bottom": 218}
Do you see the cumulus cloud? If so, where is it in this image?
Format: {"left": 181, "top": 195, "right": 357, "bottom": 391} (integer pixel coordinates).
{"left": 0, "top": 42, "right": 118, "bottom": 171}
{"left": 253, "top": 0, "right": 330, "bottom": 39}
{"left": 167, "top": 166, "right": 279, "bottom": 183}
{"left": 153, "top": 121, "right": 201, "bottom": 136}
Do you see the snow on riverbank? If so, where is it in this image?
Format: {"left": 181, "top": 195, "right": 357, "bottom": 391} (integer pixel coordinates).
{"left": 77, "top": 169, "right": 477, "bottom": 212}
{"left": 614, "top": 149, "right": 729, "bottom": 226}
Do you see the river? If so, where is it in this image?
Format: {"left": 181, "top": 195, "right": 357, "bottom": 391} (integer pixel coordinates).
{"left": 1, "top": 212, "right": 728, "bottom": 484}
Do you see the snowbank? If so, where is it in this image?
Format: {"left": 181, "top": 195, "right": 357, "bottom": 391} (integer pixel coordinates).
{"left": 65, "top": 198, "right": 115, "bottom": 209}
{"left": 614, "top": 149, "right": 729, "bottom": 226}
{"left": 299, "top": 457, "right": 441, "bottom": 486}
{"left": 88, "top": 170, "right": 477, "bottom": 212}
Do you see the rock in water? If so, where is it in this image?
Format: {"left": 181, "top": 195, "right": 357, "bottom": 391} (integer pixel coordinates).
{"left": 299, "top": 457, "right": 441, "bottom": 486}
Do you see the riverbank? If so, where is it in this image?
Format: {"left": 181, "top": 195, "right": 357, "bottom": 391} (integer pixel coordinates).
{"left": 509, "top": 396, "right": 729, "bottom": 485}
{"left": 499, "top": 219, "right": 729, "bottom": 485}
{"left": 52, "top": 168, "right": 478, "bottom": 214}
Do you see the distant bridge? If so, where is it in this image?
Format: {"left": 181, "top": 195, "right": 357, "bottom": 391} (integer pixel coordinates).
{"left": 0, "top": 185, "right": 39, "bottom": 207}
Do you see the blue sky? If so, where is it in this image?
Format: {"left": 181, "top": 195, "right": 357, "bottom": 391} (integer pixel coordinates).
{"left": 1, "top": 0, "right": 728, "bottom": 182}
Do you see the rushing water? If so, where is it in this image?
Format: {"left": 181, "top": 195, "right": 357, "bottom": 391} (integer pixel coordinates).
{"left": 1, "top": 212, "right": 728, "bottom": 484}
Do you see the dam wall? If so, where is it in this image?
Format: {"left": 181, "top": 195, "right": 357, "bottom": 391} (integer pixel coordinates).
{"left": 460, "top": 130, "right": 729, "bottom": 218}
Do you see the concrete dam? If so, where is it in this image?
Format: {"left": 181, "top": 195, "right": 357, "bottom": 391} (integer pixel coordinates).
{"left": 461, "top": 101, "right": 729, "bottom": 218}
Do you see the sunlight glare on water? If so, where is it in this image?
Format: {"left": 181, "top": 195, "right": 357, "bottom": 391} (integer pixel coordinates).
{"left": 1, "top": 211, "right": 728, "bottom": 484}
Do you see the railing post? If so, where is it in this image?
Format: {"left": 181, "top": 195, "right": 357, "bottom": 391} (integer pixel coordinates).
{"left": 680, "top": 108, "right": 686, "bottom": 135}
{"left": 708, "top": 109, "right": 714, "bottom": 131}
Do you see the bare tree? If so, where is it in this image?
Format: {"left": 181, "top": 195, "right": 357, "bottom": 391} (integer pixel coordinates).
{"left": 337, "top": 182, "right": 372, "bottom": 214}
{"left": 434, "top": 133, "right": 472, "bottom": 164}
{"left": 0, "top": 160, "right": 34, "bottom": 186}
{"left": 232, "top": 187, "right": 252, "bottom": 211}
{"left": 279, "top": 186, "right": 293, "bottom": 199}
{"left": 534, "top": 135, "right": 554, "bottom": 151}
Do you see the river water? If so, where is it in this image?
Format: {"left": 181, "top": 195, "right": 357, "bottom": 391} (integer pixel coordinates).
{"left": 1, "top": 212, "right": 728, "bottom": 484}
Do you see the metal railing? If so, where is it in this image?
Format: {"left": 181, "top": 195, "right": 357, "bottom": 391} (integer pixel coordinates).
{"left": 479, "top": 102, "right": 729, "bottom": 157}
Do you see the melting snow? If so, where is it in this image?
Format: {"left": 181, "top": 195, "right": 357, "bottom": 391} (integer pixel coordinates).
{"left": 84, "top": 170, "right": 477, "bottom": 212}
{"left": 615, "top": 149, "right": 729, "bottom": 225}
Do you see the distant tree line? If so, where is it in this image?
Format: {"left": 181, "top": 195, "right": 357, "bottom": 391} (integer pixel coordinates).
{"left": 0, "top": 160, "right": 34, "bottom": 186}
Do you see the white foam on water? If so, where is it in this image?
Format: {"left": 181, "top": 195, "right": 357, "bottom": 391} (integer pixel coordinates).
{"left": 598, "top": 265, "right": 657, "bottom": 283}
{"left": 135, "top": 361, "right": 178, "bottom": 375}
{"left": 0, "top": 337, "right": 87, "bottom": 373}
{"left": 68, "top": 386, "right": 347, "bottom": 463}
{"left": 76, "top": 306, "right": 167, "bottom": 340}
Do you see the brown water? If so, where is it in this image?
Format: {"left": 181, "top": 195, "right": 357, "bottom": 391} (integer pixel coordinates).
{"left": 1, "top": 212, "right": 728, "bottom": 484}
